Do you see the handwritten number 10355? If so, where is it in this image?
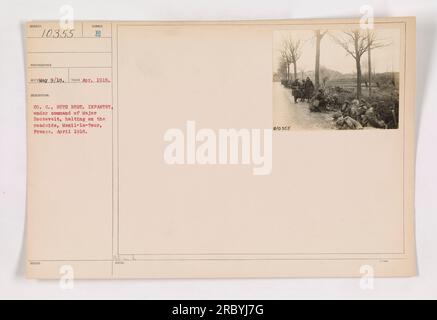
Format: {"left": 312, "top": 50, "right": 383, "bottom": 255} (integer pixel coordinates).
{"left": 41, "top": 29, "right": 74, "bottom": 38}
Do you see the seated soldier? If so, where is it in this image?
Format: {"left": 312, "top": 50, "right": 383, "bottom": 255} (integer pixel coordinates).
{"left": 314, "top": 89, "right": 327, "bottom": 111}
{"left": 362, "top": 103, "right": 386, "bottom": 128}
{"left": 341, "top": 100, "right": 351, "bottom": 116}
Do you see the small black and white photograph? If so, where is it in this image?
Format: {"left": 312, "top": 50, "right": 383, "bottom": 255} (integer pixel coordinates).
{"left": 273, "top": 27, "right": 401, "bottom": 130}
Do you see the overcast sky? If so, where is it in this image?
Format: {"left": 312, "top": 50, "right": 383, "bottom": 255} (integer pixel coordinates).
{"left": 273, "top": 27, "right": 401, "bottom": 75}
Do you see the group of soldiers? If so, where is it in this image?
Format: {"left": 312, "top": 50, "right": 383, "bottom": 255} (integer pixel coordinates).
{"left": 291, "top": 77, "right": 315, "bottom": 103}
{"left": 333, "top": 98, "right": 398, "bottom": 130}
{"left": 291, "top": 77, "right": 328, "bottom": 113}
{"left": 282, "top": 75, "right": 398, "bottom": 130}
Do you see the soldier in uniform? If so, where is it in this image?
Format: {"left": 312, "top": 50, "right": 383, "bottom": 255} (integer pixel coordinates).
{"left": 304, "top": 77, "right": 314, "bottom": 101}
{"left": 361, "top": 102, "right": 386, "bottom": 128}
{"left": 291, "top": 78, "right": 301, "bottom": 103}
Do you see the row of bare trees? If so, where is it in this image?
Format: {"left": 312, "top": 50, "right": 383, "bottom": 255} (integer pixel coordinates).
{"left": 333, "top": 29, "right": 388, "bottom": 98}
{"left": 279, "top": 36, "right": 302, "bottom": 83}
{"left": 279, "top": 29, "right": 388, "bottom": 99}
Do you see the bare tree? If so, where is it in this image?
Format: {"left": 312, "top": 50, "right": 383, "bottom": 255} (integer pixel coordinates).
{"left": 322, "top": 76, "right": 329, "bottom": 88}
{"left": 366, "top": 30, "right": 390, "bottom": 97}
{"left": 278, "top": 55, "right": 289, "bottom": 81}
{"left": 314, "top": 30, "right": 328, "bottom": 90}
{"left": 299, "top": 68, "right": 305, "bottom": 80}
{"left": 280, "top": 46, "right": 291, "bottom": 82}
{"left": 333, "top": 30, "right": 372, "bottom": 99}
{"left": 283, "top": 35, "right": 302, "bottom": 81}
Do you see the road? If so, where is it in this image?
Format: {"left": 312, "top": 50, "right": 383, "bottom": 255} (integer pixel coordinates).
{"left": 273, "top": 82, "right": 334, "bottom": 130}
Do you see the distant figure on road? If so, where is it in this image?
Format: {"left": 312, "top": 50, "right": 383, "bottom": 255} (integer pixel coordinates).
{"left": 291, "top": 79, "right": 302, "bottom": 103}
{"left": 304, "top": 77, "right": 314, "bottom": 101}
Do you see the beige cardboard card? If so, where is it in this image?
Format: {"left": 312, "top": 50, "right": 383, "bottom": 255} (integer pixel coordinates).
{"left": 26, "top": 17, "right": 416, "bottom": 279}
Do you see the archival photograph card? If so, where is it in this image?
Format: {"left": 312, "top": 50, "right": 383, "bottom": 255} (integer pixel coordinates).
{"left": 26, "top": 17, "right": 416, "bottom": 279}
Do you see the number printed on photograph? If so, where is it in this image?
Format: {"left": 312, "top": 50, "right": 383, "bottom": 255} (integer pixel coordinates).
{"left": 272, "top": 26, "right": 401, "bottom": 130}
